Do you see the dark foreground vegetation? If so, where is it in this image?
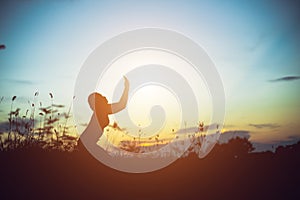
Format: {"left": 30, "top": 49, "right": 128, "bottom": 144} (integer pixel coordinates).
{"left": 1, "top": 138, "right": 299, "bottom": 200}
{"left": 1, "top": 95, "right": 299, "bottom": 199}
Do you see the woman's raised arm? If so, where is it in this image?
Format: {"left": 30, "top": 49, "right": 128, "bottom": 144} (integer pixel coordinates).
{"left": 109, "top": 76, "right": 129, "bottom": 114}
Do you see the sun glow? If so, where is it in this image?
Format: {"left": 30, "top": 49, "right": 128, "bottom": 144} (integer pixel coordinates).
{"left": 127, "top": 84, "right": 181, "bottom": 137}
{"left": 96, "top": 49, "right": 213, "bottom": 137}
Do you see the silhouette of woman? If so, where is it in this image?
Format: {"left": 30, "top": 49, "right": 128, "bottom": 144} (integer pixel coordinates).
{"left": 78, "top": 76, "right": 129, "bottom": 150}
{"left": 77, "top": 76, "right": 178, "bottom": 172}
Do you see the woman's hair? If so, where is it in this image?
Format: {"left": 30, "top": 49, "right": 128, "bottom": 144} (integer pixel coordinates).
{"left": 88, "top": 92, "right": 110, "bottom": 129}
{"left": 88, "top": 92, "right": 108, "bottom": 111}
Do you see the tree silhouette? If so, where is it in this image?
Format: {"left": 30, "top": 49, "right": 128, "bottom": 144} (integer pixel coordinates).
{"left": 213, "top": 137, "right": 255, "bottom": 158}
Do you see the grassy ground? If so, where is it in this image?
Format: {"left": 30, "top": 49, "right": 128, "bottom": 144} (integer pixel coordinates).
{"left": 1, "top": 139, "right": 299, "bottom": 199}
{"left": 1, "top": 96, "right": 299, "bottom": 199}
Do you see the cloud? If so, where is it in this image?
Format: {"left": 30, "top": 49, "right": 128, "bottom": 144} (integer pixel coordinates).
{"left": 253, "top": 135, "right": 300, "bottom": 152}
{"left": 249, "top": 123, "right": 280, "bottom": 129}
{"left": 218, "top": 130, "right": 250, "bottom": 144}
{"left": 176, "top": 123, "right": 220, "bottom": 134}
{"left": 0, "top": 118, "right": 38, "bottom": 133}
{"left": 79, "top": 123, "right": 88, "bottom": 127}
{"left": 269, "top": 76, "right": 300, "bottom": 82}
{"left": 8, "top": 79, "right": 37, "bottom": 85}
{"left": 0, "top": 121, "right": 10, "bottom": 133}
{"left": 0, "top": 79, "right": 39, "bottom": 85}
{"left": 287, "top": 135, "right": 300, "bottom": 141}
{"left": 223, "top": 124, "right": 235, "bottom": 128}
{"left": 246, "top": 33, "right": 269, "bottom": 52}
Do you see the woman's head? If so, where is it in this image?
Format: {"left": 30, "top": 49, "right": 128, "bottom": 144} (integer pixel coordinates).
{"left": 88, "top": 92, "right": 108, "bottom": 111}
{"left": 88, "top": 92, "right": 110, "bottom": 129}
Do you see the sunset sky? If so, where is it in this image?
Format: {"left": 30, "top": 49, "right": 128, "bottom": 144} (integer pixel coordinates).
{"left": 0, "top": 0, "right": 299, "bottom": 149}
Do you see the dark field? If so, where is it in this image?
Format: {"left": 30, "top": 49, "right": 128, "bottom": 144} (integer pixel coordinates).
{"left": 1, "top": 139, "right": 299, "bottom": 200}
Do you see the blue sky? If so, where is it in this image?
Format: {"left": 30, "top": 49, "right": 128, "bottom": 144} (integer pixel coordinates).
{"left": 0, "top": 0, "right": 300, "bottom": 146}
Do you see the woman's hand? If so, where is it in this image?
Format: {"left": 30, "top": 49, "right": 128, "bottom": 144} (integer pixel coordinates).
{"left": 123, "top": 76, "right": 129, "bottom": 89}
{"left": 109, "top": 76, "right": 130, "bottom": 114}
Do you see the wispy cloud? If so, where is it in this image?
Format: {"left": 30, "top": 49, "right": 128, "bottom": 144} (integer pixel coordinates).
{"left": 223, "top": 124, "right": 235, "bottom": 128}
{"left": 246, "top": 33, "right": 269, "bottom": 52}
{"left": 176, "top": 123, "right": 220, "bottom": 134}
{"left": 0, "top": 121, "right": 10, "bottom": 132}
{"left": 219, "top": 130, "right": 250, "bottom": 144}
{"left": 269, "top": 76, "right": 300, "bottom": 82}
{"left": 249, "top": 123, "right": 280, "bottom": 129}
{"left": 79, "top": 123, "right": 88, "bottom": 127}
{"left": 253, "top": 135, "right": 300, "bottom": 152}
{"left": 1, "top": 79, "right": 38, "bottom": 85}
{"left": 0, "top": 118, "right": 39, "bottom": 133}
{"left": 287, "top": 135, "right": 300, "bottom": 141}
